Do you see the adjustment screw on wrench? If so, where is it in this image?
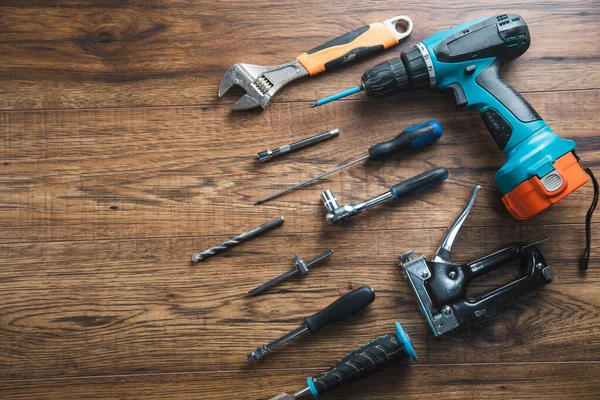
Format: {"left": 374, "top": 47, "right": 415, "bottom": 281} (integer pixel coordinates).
{"left": 247, "top": 286, "right": 376, "bottom": 362}
{"left": 254, "top": 120, "right": 442, "bottom": 205}
{"left": 191, "top": 216, "right": 284, "bottom": 263}
{"left": 257, "top": 129, "right": 339, "bottom": 162}
{"left": 247, "top": 249, "right": 334, "bottom": 296}
{"left": 322, "top": 167, "right": 449, "bottom": 223}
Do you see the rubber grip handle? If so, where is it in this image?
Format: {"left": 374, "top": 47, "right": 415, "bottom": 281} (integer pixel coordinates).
{"left": 368, "top": 120, "right": 443, "bottom": 161}
{"left": 296, "top": 22, "right": 399, "bottom": 75}
{"left": 475, "top": 60, "right": 541, "bottom": 150}
{"left": 467, "top": 244, "right": 524, "bottom": 279}
{"left": 310, "top": 332, "right": 405, "bottom": 395}
{"left": 390, "top": 167, "right": 448, "bottom": 199}
{"left": 304, "top": 286, "right": 375, "bottom": 333}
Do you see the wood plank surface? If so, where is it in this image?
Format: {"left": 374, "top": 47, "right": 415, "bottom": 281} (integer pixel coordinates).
{"left": 0, "top": 225, "right": 598, "bottom": 379}
{"left": 0, "top": 1, "right": 598, "bottom": 110}
{"left": 2, "top": 363, "right": 599, "bottom": 400}
{"left": 1, "top": 90, "right": 598, "bottom": 244}
{"left": 0, "top": 0, "right": 599, "bottom": 399}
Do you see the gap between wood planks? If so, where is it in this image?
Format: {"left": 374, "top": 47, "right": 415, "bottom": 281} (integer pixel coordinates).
{"left": 0, "top": 360, "right": 598, "bottom": 384}
{"left": 0, "top": 87, "right": 598, "bottom": 114}
{"left": 0, "top": 221, "right": 596, "bottom": 246}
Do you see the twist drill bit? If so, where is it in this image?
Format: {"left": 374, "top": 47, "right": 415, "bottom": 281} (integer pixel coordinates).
{"left": 191, "top": 216, "right": 284, "bottom": 263}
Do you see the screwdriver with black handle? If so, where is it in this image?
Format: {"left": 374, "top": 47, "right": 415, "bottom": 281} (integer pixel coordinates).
{"left": 254, "top": 120, "right": 442, "bottom": 205}
{"left": 266, "top": 322, "right": 417, "bottom": 400}
{"left": 247, "top": 286, "right": 376, "bottom": 361}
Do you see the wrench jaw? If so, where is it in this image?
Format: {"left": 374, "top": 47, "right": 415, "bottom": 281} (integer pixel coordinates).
{"left": 218, "top": 60, "right": 309, "bottom": 110}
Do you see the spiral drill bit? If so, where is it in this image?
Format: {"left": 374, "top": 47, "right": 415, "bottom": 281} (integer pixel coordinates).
{"left": 191, "top": 216, "right": 284, "bottom": 263}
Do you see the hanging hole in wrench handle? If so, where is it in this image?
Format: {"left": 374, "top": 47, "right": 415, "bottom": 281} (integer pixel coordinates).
{"left": 368, "top": 120, "right": 443, "bottom": 161}
{"left": 296, "top": 16, "right": 413, "bottom": 75}
{"left": 385, "top": 16, "right": 413, "bottom": 36}
{"left": 304, "top": 286, "right": 375, "bottom": 333}
{"left": 390, "top": 167, "right": 449, "bottom": 199}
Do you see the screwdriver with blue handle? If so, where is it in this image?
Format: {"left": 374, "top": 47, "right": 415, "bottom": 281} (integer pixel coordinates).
{"left": 266, "top": 322, "right": 417, "bottom": 400}
{"left": 254, "top": 120, "right": 443, "bottom": 205}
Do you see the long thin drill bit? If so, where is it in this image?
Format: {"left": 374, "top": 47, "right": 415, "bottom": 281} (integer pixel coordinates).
{"left": 191, "top": 216, "right": 284, "bottom": 263}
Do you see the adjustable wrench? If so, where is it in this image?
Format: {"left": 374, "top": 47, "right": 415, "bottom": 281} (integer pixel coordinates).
{"left": 218, "top": 16, "right": 413, "bottom": 111}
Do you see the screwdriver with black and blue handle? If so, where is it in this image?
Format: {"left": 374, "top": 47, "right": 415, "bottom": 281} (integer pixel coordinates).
{"left": 265, "top": 322, "right": 417, "bottom": 400}
{"left": 254, "top": 120, "right": 443, "bottom": 205}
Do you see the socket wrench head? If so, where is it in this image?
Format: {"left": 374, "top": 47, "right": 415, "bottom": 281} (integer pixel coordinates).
{"left": 321, "top": 189, "right": 356, "bottom": 223}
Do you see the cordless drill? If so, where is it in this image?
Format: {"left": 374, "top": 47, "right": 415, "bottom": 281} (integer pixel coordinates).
{"left": 314, "top": 14, "right": 593, "bottom": 222}
{"left": 313, "top": 14, "right": 597, "bottom": 268}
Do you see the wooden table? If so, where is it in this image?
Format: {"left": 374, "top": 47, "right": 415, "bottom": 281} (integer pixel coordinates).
{"left": 1, "top": 1, "right": 598, "bottom": 399}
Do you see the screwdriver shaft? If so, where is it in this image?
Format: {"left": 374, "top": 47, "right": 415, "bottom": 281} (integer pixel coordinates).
{"left": 309, "top": 86, "right": 363, "bottom": 108}
{"left": 247, "top": 324, "right": 309, "bottom": 361}
{"left": 254, "top": 155, "right": 369, "bottom": 205}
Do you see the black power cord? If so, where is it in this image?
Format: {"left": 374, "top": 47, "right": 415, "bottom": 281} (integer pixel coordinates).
{"left": 574, "top": 152, "right": 598, "bottom": 270}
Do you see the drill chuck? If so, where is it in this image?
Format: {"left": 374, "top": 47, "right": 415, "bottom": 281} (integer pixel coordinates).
{"left": 361, "top": 57, "right": 409, "bottom": 98}
{"left": 360, "top": 44, "right": 432, "bottom": 98}
{"left": 401, "top": 46, "right": 432, "bottom": 90}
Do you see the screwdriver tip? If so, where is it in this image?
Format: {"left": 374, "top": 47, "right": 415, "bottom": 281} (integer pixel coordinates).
{"left": 310, "top": 86, "right": 363, "bottom": 108}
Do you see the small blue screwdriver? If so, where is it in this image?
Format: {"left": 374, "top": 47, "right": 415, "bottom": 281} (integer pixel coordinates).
{"left": 254, "top": 120, "right": 443, "bottom": 205}
{"left": 309, "top": 86, "right": 363, "bottom": 108}
{"left": 310, "top": 57, "right": 411, "bottom": 107}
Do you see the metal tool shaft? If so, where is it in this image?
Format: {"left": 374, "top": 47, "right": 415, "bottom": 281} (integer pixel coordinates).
{"left": 323, "top": 188, "right": 394, "bottom": 223}
{"left": 354, "top": 190, "right": 395, "bottom": 214}
{"left": 191, "top": 216, "right": 284, "bottom": 263}
{"left": 247, "top": 325, "right": 308, "bottom": 361}
{"left": 258, "top": 129, "right": 339, "bottom": 162}
{"left": 247, "top": 268, "right": 299, "bottom": 297}
{"left": 309, "top": 85, "right": 363, "bottom": 108}
{"left": 247, "top": 250, "right": 334, "bottom": 296}
{"left": 304, "top": 249, "right": 334, "bottom": 267}
{"left": 254, "top": 155, "right": 368, "bottom": 205}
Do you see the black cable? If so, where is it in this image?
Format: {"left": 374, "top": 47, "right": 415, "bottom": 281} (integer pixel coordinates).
{"left": 574, "top": 152, "right": 598, "bottom": 270}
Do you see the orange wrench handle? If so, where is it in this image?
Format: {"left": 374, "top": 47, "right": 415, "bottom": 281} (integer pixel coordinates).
{"left": 296, "top": 17, "right": 412, "bottom": 76}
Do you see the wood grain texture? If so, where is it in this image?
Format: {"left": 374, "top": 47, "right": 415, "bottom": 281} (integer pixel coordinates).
{"left": 0, "top": 1, "right": 598, "bottom": 110}
{"left": 0, "top": 225, "right": 599, "bottom": 380}
{"left": 1, "top": 1, "right": 599, "bottom": 399}
{"left": 1, "top": 90, "right": 598, "bottom": 244}
{"left": 1, "top": 363, "right": 600, "bottom": 400}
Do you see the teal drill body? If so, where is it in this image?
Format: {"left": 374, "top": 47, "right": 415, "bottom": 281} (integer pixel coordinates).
{"left": 415, "top": 15, "right": 575, "bottom": 194}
